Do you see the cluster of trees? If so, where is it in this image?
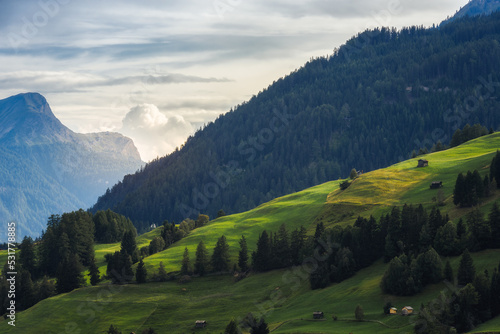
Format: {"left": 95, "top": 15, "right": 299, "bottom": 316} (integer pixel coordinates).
{"left": 93, "top": 209, "right": 136, "bottom": 243}
{"left": 453, "top": 170, "right": 492, "bottom": 207}
{"left": 180, "top": 235, "right": 231, "bottom": 276}
{"left": 93, "top": 13, "right": 500, "bottom": 228}
{"left": 415, "top": 256, "right": 500, "bottom": 333}
{"left": 450, "top": 124, "right": 490, "bottom": 148}
{"left": 0, "top": 209, "right": 135, "bottom": 315}
{"left": 454, "top": 152, "right": 500, "bottom": 207}
{"left": 105, "top": 231, "right": 139, "bottom": 284}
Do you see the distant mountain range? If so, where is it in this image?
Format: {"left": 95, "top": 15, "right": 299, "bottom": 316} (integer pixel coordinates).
{"left": 0, "top": 93, "right": 143, "bottom": 241}
{"left": 92, "top": 12, "right": 500, "bottom": 228}
{"left": 443, "top": 0, "right": 500, "bottom": 24}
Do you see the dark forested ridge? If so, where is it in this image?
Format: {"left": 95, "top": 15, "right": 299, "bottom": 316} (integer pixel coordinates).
{"left": 93, "top": 13, "right": 500, "bottom": 228}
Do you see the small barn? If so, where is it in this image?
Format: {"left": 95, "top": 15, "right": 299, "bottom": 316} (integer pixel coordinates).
{"left": 418, "top": 159, "right": 429, "bottom": 167}
{"left": 390, "top": 307, "right": 398, "bottom": 315}
{"left": 195, "top": 320, "right": 207, "bottom": 328}
{"left": 430, "top": 181, "right": 443, "bottom": 189}
{"left": 313, "top": 311, "right": 324, "bottom": 319}
{"left": 402, "top": 306, "right": 413, "bottom": 316}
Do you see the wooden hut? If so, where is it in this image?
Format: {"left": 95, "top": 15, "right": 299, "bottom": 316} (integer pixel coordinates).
{"left": 402, "top": 306, "right": 413, "bottom": 316}
{"left": 313, "top": 311, "right": 324, "bottom": 319}
{"left": 430, "top": 181, "right": 443, "bottom": 189}
{"left": 195, "top": 320, "right": 207, "bottom": 328}
{"left": 390, "top": 307, "right": 398, "bottom": 315}
{"left": 418, "top": 159, "right": 429, "bottom": 167}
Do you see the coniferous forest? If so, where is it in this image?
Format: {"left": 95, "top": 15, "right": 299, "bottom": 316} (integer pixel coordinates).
{"left": 93, "top": 13, "right": 500, "bottom": 229}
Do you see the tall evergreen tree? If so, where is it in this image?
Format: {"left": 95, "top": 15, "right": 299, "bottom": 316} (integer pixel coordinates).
{"left": 121, "top": 230, "right": 139, "bottom": 263}
{"left": 238, "top": 235, "right": 249, "bottom": 272}
{"left": 181, "top": 247, "right": 191, "bottom": 275}
{"left": 135, "top": 258, "right": 147, "bottom": 284}
{"left": 158, "top": 261, "right": 168, "bottom": 282}
{"left": 212, "top": 235, "right": 230, "bottom": 272}
{"left": 225, "top": 318, "right": 239, "bottom": 334}
{"left": 489, "top": 202, "right": 500, "bottom": 248}
{"left": 252, "top": 231, "right": 270, "bottom": 272}
{"left": 195, "top": 241, "right": 209, "bottom": 276}
{"left": 457, "top": 249, "right": 476, "bottom": 286}
{"left": 19, "top": 236, "right": 37, "bottom": 278}
{"left": 56, "top": 253, "right": 84, "bottom": 293}
{"left": 88, "top": 256, "right": 100, "bottom": 286}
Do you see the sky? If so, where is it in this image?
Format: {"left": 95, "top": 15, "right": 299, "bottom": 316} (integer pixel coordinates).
{"left": 0, "top": 0, "right": 469, "bottom": 161}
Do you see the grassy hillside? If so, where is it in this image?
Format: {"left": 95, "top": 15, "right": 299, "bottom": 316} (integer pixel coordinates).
{"left": 3, "top": 133, "right": 500, "bottom": 333}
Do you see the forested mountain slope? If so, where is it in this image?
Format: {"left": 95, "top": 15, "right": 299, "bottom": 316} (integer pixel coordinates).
{"left": 93, "top": 13, "right": 500, "bottom": 228}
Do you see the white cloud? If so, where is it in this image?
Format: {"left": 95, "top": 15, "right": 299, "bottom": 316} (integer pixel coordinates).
{"left": 120, "top": 104, "right": 194, "bottom": 161}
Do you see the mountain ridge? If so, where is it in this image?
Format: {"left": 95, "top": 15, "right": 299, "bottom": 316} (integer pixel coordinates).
{"left": 92, "top": 13, "right": 500, "bottom": 228}
{"left": 0, "top": 93, "right": 143, "bottom": 241}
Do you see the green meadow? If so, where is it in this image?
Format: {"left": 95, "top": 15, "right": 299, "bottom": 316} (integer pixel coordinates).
{"left": 2, "top": 133, "right": 500, "bottom": 333}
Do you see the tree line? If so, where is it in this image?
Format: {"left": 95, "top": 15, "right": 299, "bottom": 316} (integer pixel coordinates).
{"left": 92, "top": 13, "right": 500, "bottom": 229}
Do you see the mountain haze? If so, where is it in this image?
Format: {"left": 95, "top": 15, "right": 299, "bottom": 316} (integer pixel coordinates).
{"left": 0, "top": 93, "right": 143, "bottom": 240}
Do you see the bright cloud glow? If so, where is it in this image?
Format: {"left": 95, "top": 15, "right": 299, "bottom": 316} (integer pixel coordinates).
{"left": 0, "top": 0, "right": 470, "bottom": 160}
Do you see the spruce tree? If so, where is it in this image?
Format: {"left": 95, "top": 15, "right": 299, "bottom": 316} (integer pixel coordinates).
{"left": 19, "top": 236, "right": 37, "bottom": 279}
{"left": 181, "top": 247, "right": 191, "bottom": 275}
{"left": 212, "top": 235, "right": 230, "bottom": 272}
{"left": 252, "top": 231, "right": 270, "bottom": 272}
{"left": 225, "top": 318, "right": 239, "bottom": 334}
{"left": 195, "top": 241, "right": 209, "bottom": 276}
{"left": 355, "top": 305, "right": 364, "bottom": 321}
{"left": 88, "top": 256, "right": 101, "bottom": 286}
{"left": 489, "top": 202, "right": 500, "bottom": 248}
{"left": 457, "top": 249, "right": 476, "bottom": 286}
{"left": 56, "top": 253, "right": 84, "bottom": 293}
{"left": 158, "top": 261, "right": 168, "bottom": 282}
{"left": 238, "top": 235, "right": 249, "bottom": 272}
{"left": 136, "top": 258, "right": 147, "bottom": 284}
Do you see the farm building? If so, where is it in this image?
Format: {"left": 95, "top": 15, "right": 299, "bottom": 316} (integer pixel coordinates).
{"left": 390, "top": 307, "right": 398, "bottom": 315}
{"left": 418, "top": 159, "right": 429, "bottom": 167}
{"left": 430, "top": 181, "right": 443, "bottom": 189}
{"left": 195, "top": 320, "right": 207, "bottom": 328}
{"left": 313, "top": 311, "right": 324, "bottom": 319}
{"left": 402, "top": 306, "right": 413, "bottom": 316}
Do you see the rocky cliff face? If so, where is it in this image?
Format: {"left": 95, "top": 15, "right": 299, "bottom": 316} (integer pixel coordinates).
{"left": 0, "top": 93, "right": 143, "bottom": 240}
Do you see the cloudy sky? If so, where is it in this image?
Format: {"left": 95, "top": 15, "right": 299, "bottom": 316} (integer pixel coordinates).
{"left": 0, "top": 0, "right": 469, "bottom": 161}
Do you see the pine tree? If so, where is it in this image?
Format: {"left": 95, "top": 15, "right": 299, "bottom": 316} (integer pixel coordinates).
{"left": 106, "top": 325, "right": 122, "bottom": 334}
{"left": 274, "top": 224, "right": 291, "bottom": 268}
{"left": 252, "top": 231, "right": 270, "bottom": 272}
{"left": 19, "top": 236, "right": 37, "bottom": 279}
{"left": 181, "top": 247, "right": 191, "bottom": 275}
{"left": 457, "top": 249, "right": 476, "bottom": 286}
{"left": 250, "top": 317, "right": 269, "bottom": 334}
{"left": 489, "top": 202, "right": 500, "bottom": 248}
{"left": 195, "top": 241, "right": 209, "bottom": 276}
{"left": 355, "top": 305, "right": 364, "bottom": 321}
{"left": 158, "top": 261, "right": 168, "bottom": 282}
{"left": 225, "top": 318, "right": 239, "bottom": 334}
{"left": 56, "top": 253, "right": 85, "bottom": 293}
{"left": 121, "top": 231, "right": 138, "bottom": 263}
{"left": 135, "top": 258, "right": 147, "bottom": 284}
{"left": 238, "top": 235, "right": 249, "bottom": 272}
{"left": 88, "top": 256, "right": 101, "bottom": 286}
{"left": 212, "top": 235, "right": 230, "bottom": 272}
